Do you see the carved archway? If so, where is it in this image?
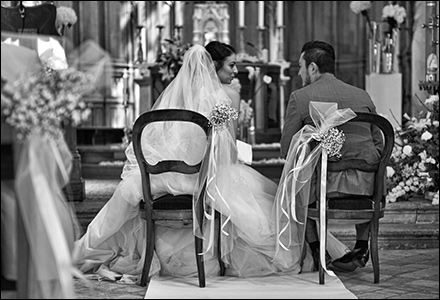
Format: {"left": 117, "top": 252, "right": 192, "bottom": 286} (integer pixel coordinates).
{"left": 192, "top": 1, "right": 230, "bottom": 46}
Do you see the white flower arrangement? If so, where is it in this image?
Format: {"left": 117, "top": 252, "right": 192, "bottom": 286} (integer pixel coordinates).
{"left": 382, "top": 3, "right": 407, "bottom": 25}
{"left": 350, "top": 1, "right": 372, "bottom": 14}
{"left": 386, "top": 94, "right": 439, "bottom": 205}
{"left": 312, "top": 128, "right": 346, "bottom": 159}
{"left": 55, "top": 6, "right": 78, "bottom": 35}
{"left": 381, "top": 2, "right": 406, "bottom": 34}
{"left": 238, "top": 99, "right": 254, "bottom": 127}
{"left": 208, "top": 103, "right": 238, "bottom": 132}
{"left": 1, "top": 67, "right": 93, "bottom": 140}
{"left": 56, "top": 6, "right": 78, "bottom": 28}
{"left": 350, "top": 1, "right": 373, "bottom": 35}
{"left": 229, "top": 79, "right": 253, "bottom": 127}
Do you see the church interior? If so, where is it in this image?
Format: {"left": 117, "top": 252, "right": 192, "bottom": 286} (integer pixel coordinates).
{"left": 1, "top": 1, "right": 439, "bottom": 299}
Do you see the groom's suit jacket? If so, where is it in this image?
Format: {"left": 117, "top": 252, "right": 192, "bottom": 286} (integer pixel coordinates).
{"left": 280, "top": 74, "right": 383, "bottom": 202}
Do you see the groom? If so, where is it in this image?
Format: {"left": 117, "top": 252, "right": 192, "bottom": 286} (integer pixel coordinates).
{"left": 280, "top": 40, "right": 383, "bottom": 272}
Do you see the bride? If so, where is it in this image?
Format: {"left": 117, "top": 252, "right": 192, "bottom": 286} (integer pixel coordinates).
{"left": 73, "top": 42, "right": 346, "bottom": 283}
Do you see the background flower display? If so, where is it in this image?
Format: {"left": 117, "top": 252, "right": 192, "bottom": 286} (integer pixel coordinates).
{"left": 350, "top": 1, "right": 407, "bottom": 74}
{"left": 56, "top": 6, "right": 78, "bottom": 35}
{"left": 381, "top": 2, "right": 407, "bottom": 34}
{"left": 233, "top": 67, "right": 272, "bottom": 144}
{"left": 386, "top": 94, "right": 439, "bottom": 205}
{"left": 156, "top": 38, "right": 191, "bottom": 82}
{"left": 230, "top": 78, "right": 254, "bottom": 141}
{"left": 350, "top": 1, "right": 373, "bottom": 35}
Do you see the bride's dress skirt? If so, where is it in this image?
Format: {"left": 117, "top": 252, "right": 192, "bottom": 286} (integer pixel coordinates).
{"left": 73, "top": 161, "right": 322, "bottom": 282}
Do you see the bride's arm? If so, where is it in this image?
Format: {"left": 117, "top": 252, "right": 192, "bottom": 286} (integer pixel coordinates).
{"left": 222, "top": 84, "right": 241, "bottom": 139}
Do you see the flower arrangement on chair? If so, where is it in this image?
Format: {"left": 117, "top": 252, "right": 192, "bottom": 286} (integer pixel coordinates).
{"left": 208, "top": 103, "right": 238, "bottom": 132}
{"left": 1, "top": 66, "right": 93, "bottom": 140}
{"left": 386, "top": 94, "right": 439, "bottom": 205}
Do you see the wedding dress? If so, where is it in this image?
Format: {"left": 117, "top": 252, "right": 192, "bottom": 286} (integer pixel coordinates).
{"left": 73, "top": 45, "right": 347, "bottom": 283}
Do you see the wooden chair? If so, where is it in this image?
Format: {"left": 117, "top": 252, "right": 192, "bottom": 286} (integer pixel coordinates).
{"left": 307, "top": 112, "right": 394, "bottom": 284}
{"left": 132, "top": 108, "right": 225, "bottom": 289}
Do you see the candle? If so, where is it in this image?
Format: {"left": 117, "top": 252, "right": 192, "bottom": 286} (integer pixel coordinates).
{"left": 277, "top": 1, "right": 283, "bottom": 27}
{"left": 137, "top": 1, "right": 145, "bottom": 25}
{"left": 258, "top": 1, "right": 264, "bottom": 28}
{"left": 157, "top": 1, "right": 163, "bottom": 26}
{"left": 238, "top": 1, "right": 245, "bottom": 27}
{"left": 175, "top": 1, "right": 183, "bottom": 27}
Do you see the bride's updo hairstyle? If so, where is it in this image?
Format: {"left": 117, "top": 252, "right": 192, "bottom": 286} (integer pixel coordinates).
{"left": 205, "top": 41, "right": 236, "bottom": 72}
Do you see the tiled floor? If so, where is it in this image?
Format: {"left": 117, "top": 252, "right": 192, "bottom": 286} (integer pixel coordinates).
{"left": 72, "top": 249, "right": 439, "bottom": 299}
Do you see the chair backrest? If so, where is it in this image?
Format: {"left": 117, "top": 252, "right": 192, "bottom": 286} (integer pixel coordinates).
{"left": 132, "top": 108, "right": 212, "bottom": 204}
{"left": 308, "top": 111, "right": 394, "bottom": 218}
{"left": 327, "top": 112, "right": 394, "bottom": 207}
{"left": 1, "top": 3, "right": 60, "bottom": 36}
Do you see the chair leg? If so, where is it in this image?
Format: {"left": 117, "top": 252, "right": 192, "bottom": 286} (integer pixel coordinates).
{"left": 194, "top": 236, "right": 206, "bottom": 288}
{"left": 370, "top": 220, "right": 380, "bottom": 284}
{"left": 319, "top": 263, "right": 325, "bottom": 284}
{"left": 141, "top": 219, "right": 155, "bottom": 287}
{"left": 216, "top": 211, "right": 226, "bottom": 276}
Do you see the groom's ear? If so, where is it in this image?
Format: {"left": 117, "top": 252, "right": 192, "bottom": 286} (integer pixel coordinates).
{"left": 213, "top": 61, "right": 219, "bottom": 70}
{"left": 309, "top": 62, "right": 319, "bottom": 74}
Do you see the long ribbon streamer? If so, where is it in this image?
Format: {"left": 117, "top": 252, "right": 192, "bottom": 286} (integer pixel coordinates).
{"left": 15, "top": 136, "right": 75, "bottom": 298}
{"left": 277, "top": 139, "right": 314, "bottom": 251}
{"left": 320, "top": 150, "right": 335, "bottom": 277}
{"left": 200, "top": 132, "right": 231, "bottom": 256}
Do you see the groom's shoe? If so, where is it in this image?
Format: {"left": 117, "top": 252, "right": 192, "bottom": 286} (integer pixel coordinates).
{"left": 331, "top": 247, "right": 369, "bottom": 272}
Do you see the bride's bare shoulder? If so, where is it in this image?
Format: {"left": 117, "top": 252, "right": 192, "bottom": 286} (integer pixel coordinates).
{"left": 222, "top": 84, "right": 240, "bottom": 109}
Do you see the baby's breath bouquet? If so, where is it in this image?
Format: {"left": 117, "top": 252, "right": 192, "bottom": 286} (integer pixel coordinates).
{"left": 2, "top": 67, "right": 93, "bottom": 140}
{"left": 312, "top": 127, "right": 346, "bottom": 159}
{"left": 208, "top": 103, "right": 238, "bottom": 132}
{"left": 386, "top": 94, "right": 439, "bottom": 205}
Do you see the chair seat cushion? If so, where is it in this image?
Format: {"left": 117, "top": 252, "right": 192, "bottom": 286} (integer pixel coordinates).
{"left": 307, "top": 195, "right": 386, "bottom": 220}
{"left": 328, "top": 197, "right": 374, "bottom": 210}
{"left": 153, "top": 194, "right": 193, "bottom": 210}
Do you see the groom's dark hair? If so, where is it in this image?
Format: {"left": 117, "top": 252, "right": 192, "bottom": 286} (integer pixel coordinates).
{"left": 301, "top": 40, "right": 335, "bottom": 74}
{"left": 205, "top": 41, "right": 236, "bottom": 71}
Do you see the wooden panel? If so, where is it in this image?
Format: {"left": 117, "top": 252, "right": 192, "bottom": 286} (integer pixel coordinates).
{"left": 285, "top": 1, "right": 369, "bottom": 92}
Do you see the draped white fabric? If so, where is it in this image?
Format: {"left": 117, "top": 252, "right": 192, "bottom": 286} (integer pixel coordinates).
{"left": 274, "top": 101, "right": 356, "bottom": 275}
{"left": 13, "top": 135, "right": 78, "bottom": 298}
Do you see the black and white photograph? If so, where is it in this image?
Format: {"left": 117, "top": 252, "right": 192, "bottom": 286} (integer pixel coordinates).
{"left": 1, "top": 1, "right": 438, "bottom": 299}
